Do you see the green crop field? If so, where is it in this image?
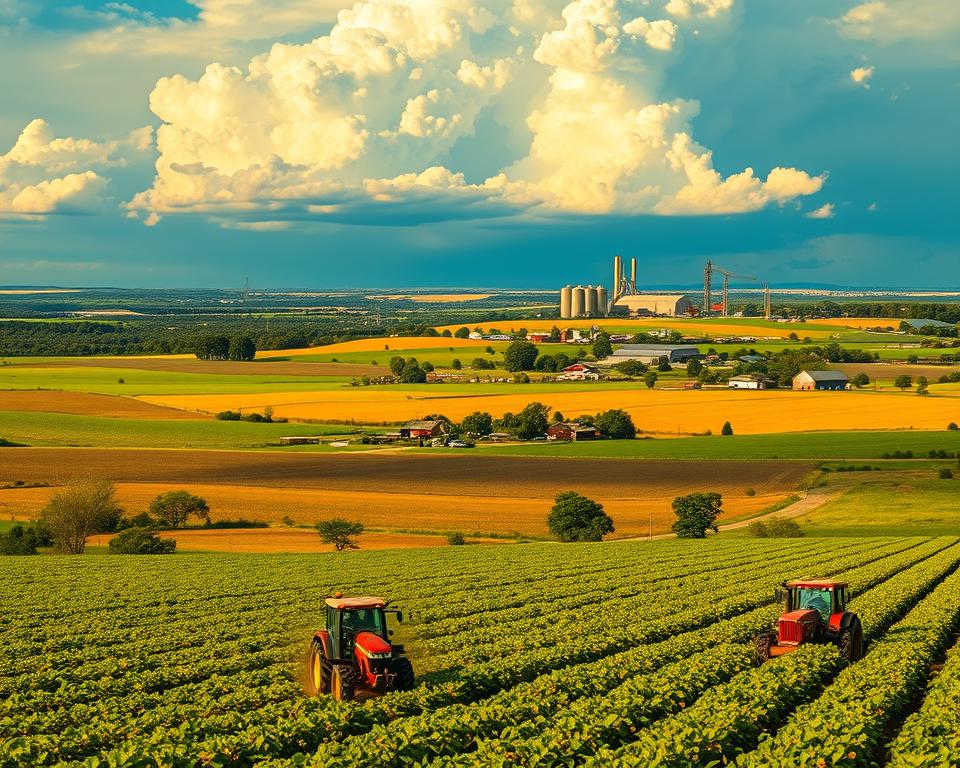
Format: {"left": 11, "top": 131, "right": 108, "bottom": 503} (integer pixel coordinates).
{"left": 0, "top": 411, "right": 366, "bottom": 450}
{"left": 466, "top": 430, "right": 960, "bottom": 460}
{"left": 3, "top": 537, "right": 960, "bottom": 766}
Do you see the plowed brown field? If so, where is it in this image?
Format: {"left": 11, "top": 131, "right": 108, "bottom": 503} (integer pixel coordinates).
{"left": 0, "top": 390, "right": 206, "bottom": 419}
{"left": 0, "top": 449, "right": 810, "bottom": 537}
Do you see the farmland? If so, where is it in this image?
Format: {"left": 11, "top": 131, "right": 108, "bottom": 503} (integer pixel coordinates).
{"left": 4, "top": 537, "right": 960, "bottom": 766}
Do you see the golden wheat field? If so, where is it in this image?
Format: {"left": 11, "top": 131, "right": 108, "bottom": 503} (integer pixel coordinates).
{"left": 137, "top": 387, "right": 960, "bottom": 435}
{"left": 0, "top": 481, "right": 791, "bottom": 538}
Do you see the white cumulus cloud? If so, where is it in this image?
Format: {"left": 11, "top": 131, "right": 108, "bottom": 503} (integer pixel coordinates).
{"left": 849, "top": 65, "right": 874, "bottom": 86}
{"left": 127, "top": 0, "right": 825, "bottom": 226}
{"left": 833, "top": 0, "right": 960, "bottom": 42}
{"left": 806, "top": 202, "right": 835, "bottom": 219}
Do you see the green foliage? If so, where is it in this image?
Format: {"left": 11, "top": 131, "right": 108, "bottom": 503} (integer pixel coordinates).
{"left": 454, "top": 327, "right": 471, "bottom": 339}
{"left": 949, "top": 422, "right": 959, "bottom": 431}
{"left": 451, "top": 358, "right": 462, "bottom": 370}
{"left": 643, "top": 371, "right": 658, "bottom": 389}
{"left": 852, "top": 372, "right": 870, "bottom": 388}
{"left": 389, "top": 356, "right": 406, "bottom": 376}
{"left": 592, "top": 333, "right": 613, "bottom": 359}
{"left": 0, "top": 524, "right": 50, "bottom": 555}
{"left": 460, "top": 411, "right": 493, "bottom": 436}
{"left": 671, "top": 492, "right": 723, "bottom": 538}
{"left": 109, "top": 527, "right": 176, "bottom": 554}
{"left": 227, "top": 335, "right": 257, "bottom": 361}
{"left": 721, "top": 420, "right": 734, "bottom": 436}
{"left": 503, "top": 341, "right": 539, "bottom": 371}
{"left": 686, "top": 358, "right": 703, "bottom": 377}
{"left": 471, "top": 357, "right": 496, "bottom": 370}
{"left": 399, "top": 359, "right": 427, "bottom": 383}
{"left": 547, "top": 491, "right": 614, "bottom": 542}
{"left": 315, "top": 518, "right": 364, "bottom": 551}
{"left": 657, "top": 356, "right": 672, "bottom": 372}
{"left": 747, "top": 517, "right": 803, "bottom": 538}
{"left": 593, "top": 409, "right": 636, "bottom": 439}
{"left": 149, "top": 491, "right": 210, "bottom": 528}
{"left": 938, "top": 468, "right": 953, "bottom": 479}
{"left": 612, "top": 359, "right": 648, "bottom": 377}
{"left": 39, "top": 478, "right": 123, "bottom": 554}
{"left": 447, "top": 531, "right": 467, "bottom": 546}
{"left": 895, "top": 374, "right": 913, "bottom": 390}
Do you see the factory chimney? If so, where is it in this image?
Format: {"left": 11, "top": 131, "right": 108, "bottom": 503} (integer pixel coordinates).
{"left": 630, "top": 257, "right": 637, "bottom": 293}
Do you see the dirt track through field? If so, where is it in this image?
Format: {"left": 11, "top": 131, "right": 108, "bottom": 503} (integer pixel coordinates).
{"left": 0, "top": 390, "right": 206, "bottom": 419}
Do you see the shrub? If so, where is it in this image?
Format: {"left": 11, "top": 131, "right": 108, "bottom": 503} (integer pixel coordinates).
{"left": 721, "top": 421, "right": 734, "bottom": 436}
{"left": 747, "top": 521, "right": 769, "bottom": 538}
{"left": 745, "top": 487, "right": 756, "bottom": 497}
{"left": 766, "top": 517, "right": 804, "bottom": 537}
{"left": 939, "top": 468, "right": 954, "bottom": 480}
{"left": 109, "top": 527, "right": 176, "bottom": 554}
{"left": 0, "top": 524, "right": 50, "bottom": 555}
{"left": 547, "top": 491, "right": 615, "bottom": 542}
{"left": 282, "top": 516, "right": 295, "bottom": 527}
{"left": 216, "top": 410, "right": 242, "bottom": 421}
{"left": 447, "top": 532, "right": 467, "bottom": 546}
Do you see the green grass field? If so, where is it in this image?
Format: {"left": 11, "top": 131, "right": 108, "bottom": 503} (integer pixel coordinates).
{"left": 0, "top": 411, "right": 366, "bottom": 450}
{"left": 464, "top": 430, "right": 960, "bottom": 460}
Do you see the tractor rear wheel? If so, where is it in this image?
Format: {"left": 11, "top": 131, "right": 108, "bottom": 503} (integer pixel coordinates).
{"left": 753, "top": 630, "right": 776, "bottom": 664}
{"left": 331, "top": 664, "right": 357, "bottom": 702}
{"left": 306, "top": 641, "right": 331, "bottom": 696}
{"left": 392, "top": 656, "right": 416, "bottom": 691}
{"left": 839, "top": 619, "right": 863, "bottom": 663}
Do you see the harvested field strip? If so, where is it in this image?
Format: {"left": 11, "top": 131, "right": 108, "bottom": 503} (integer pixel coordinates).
{"left": 0, "top": 390, "right": 205, "bottom": 419}
{"left": 26, "top": 357, "right": 384, "bottom": 377}
{"left": 138, "top": 385, "right": 960, "bottom": 433}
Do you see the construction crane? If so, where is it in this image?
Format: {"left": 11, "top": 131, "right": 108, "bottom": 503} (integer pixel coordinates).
{"left": 703, "top": 261, "right": 758, "bottom": 317}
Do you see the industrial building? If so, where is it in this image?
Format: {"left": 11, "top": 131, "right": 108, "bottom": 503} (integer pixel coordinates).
{"left": 605, "top": 344, "right": 701, "bottom": 365}
{"left": 792, "top": 370, "right": 850, "bottom": 391}
{"left": 610, "top": 294, "right": 694, "bottom": 317}
{"left": 560, "top": 285, "right": 607, "bottom": 319}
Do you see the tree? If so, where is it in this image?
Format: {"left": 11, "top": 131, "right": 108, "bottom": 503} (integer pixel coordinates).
{"left": 949, "top": 422, "right": 959, "bottom": 431}
{"left": 399, "top": 359, "right": 427, "bottom": 383}
{"left": 228, "top": 334, "right": 257, "bottom": 361}
{"left": 447, "top": 531, "right": 467, "bottom": 546}
{"left": 460, "top": 411, "right": 493, "bottom": 436}
{"left": 454, "top": 327, "right": 471, "bottom": 339}
{"left": 441, "top": 329, "right": 452, "bottom": 337}
{"left": 389, "top": 356, "right": 406, "bottom": 376}
{"left": 39, "top": 478, "right": 124, "bottom": 554}
{"left": 420, "top": 361, "right": 434, "bottom": 373}
{"left": 451, "top": 358, "right": 462, "bottom": 370}
{"left": 547, "top": 326, "right": 562, "bottom": 343}
{"left": 594, "top": 409, "right": 636, "bottom": 439}
{"left": 315, "top": 518, "right": 364, "bottom": 551}
{"left": 592, "top": 333, "right": 613, "bottom": 359}
{"left": 657, "top": 356, "right": 672, "bottom": 372}
{"left": 686, "top": 358, "right": 703, "bottom": 377}
{"left": 513, "top": 372, "right": 530, "bottom": 383}
{"left": 721, "top": 421, "right": 734, "bottom": 436}
{"left": 643, "top": 371, "right": 658, "bottom": 389}
{"left": 895, "top": 375, "right": 913, "bottom": 390}
{"left": 547, "top": 491, "right": 615, "bottom": 542}
{"left": 0, "top": 524, "right": 50, "bottom": 555}
{"left": 109, "top": 527, "right": 177, "bottom": 554}
{"left": 471, "top": 357, "right": 495, "bottom": 370}
{"left": 852, "top": 373, "right": 870, "bottom": 388}
{"left": 671, "top": 492, "right": 723, "bottom": 538}
{"left": 149, "top": 491, "right": 210, "bottom": 528}
{"left": 516, "top": 401, "right": 551, "bottom": 439}
{"left": 613, "top": 359, "right": 648, "bottom": 377}
{"left": 503, "top": 341, "right": 538, "bottom": 371}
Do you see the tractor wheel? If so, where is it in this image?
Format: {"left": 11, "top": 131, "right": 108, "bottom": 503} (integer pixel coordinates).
{"left": 306, "top": 641, "right": 331, "bottom": 696}
{"left": 839, "top": 619, "right": 864, "bottom": 663}
{"left": 331, "top": 664, "right": 357, "bottom": 702}
{"left": 392, "top": 656, "right": 416, "bottom": 691}
{"left": 753, "top": 631, "right": 775, "bottom": 664}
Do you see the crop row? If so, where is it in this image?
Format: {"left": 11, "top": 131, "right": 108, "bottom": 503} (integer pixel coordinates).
{"left": 887, "top": 639, "right": 960, "bottom": 768}
{"left": 737, "top": 564, "right": 960, "bottom": 767}
{"left": 581, "top": 540, "right": 960, "bottom": 767}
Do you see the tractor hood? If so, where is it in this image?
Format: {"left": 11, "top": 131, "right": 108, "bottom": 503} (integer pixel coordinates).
{"left": 779, "top": 609, "right": 820, "bottom": 645}
{"left": 354, "top": 631, "right": 392, "bottom": 658}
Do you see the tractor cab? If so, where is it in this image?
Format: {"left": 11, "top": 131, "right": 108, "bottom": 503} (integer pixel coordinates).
{"left": 307, "top": 594, "right": 414, "bottom": 701}
{"left": 755, "top": 578, "right": 863, "bottom": 664}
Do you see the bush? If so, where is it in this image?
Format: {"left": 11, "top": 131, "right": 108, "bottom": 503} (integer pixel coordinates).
{"left": 721, "top": 421, "right": 734, "bottom": 436}
{"left": 747, "top": 520, "right": 769, "bottom": 538}
{"left": 949, "top": 422, "right": 958, "bottom": 431}
{"left": 471, "top": 357, "right": 496, "bottom": 370}
{"left": 447, "top": 532, "right": 467, "bottom": 546}
{"left": 547, "top": 491, "right": 615, "bottom": 542}
{"left": 216, "top": 410, "right": 242, "bottom": 421}
{"left": 748, "top": 517, "right": 804, "bottom": 538}
{"left": 745, "top": 487, "right": 756, "bottom": 497}
{"left": 939, "top": 468, "right": 954, "bottom": 480}
{"left": 109, "top": 527, "right": 176, "bottom": 554}
{"left": 0, "top": 524, "right": 50, "bottom": 555}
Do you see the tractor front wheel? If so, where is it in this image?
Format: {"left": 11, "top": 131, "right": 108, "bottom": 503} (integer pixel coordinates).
{"left": 839, "top": 620, "right": 863, "bottom": 663}
{"left": 392, "top": 656, "right": 416, "bottom": 691}
{"left": 332, "top": 664, "right": 357, "bottom": 702}
{"left": 753, "top": 631, "right": 776, "bottom": 664}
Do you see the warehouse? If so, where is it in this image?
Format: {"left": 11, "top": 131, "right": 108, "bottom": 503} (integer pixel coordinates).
{"left": 605, "top": 344, "right": 701, "bottom": 365}
{"left": 611, "top": 294, "right": 693, "bottom": 317}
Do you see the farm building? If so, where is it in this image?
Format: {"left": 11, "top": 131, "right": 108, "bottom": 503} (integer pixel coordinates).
{"left": 610, "top": 294, "right": 694, "bottom": 317}
{"left": 728, "top": 374, "right": 773, "bottom": 390}
{"left": 792, "top": 370, "right": 850, "bottom": 391}
{"left": 557, "top": 363, "right": 600, "bottom": 381}
{"left": 546, "top": 422, "right": 599, "bottom": 441}
{"left": 605, "top": 344, "right": 701, "bottom": 365}
{"left": 399, "top": 420, "right": 449, "bottom": 439}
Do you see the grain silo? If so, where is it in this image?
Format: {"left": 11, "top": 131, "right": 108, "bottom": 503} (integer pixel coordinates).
{"left": 597, "top": 286, "right": 609, "bottom": 316}
{"left": 560, "top": 285, "right": 573, "bottom": 319}
{"left": 572, "top": 285, "right": 586, "bottom": 318}
{"left": 585, "top": 285, "right": 599, "bottom": 317}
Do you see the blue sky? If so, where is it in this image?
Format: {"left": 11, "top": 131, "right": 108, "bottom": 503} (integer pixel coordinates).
{"left": 0, "top": 0, "right": 957, "bottom": 289}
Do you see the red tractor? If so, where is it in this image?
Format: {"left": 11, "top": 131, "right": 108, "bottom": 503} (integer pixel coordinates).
{"left": 306, "top": 595, "right": 415, "bottom": 701}
{"left": 754, "top": 579, "right": 864, "bottom": 663}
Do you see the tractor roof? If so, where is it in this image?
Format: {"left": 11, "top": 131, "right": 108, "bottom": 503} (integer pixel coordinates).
{"left": 324, "top": 596, "right": 386, "bottom": 610}
{"left": 786, "top": 579, "right": 847, "bottom": 589}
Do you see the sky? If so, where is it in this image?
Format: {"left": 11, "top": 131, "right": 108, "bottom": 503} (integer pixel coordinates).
{"left": 0, "top": 0, "right": 957, "bottom": 289}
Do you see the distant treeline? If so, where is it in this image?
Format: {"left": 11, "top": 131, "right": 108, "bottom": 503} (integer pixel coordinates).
{"left": 768, "top": 301, "right": 960, "bottom": 324}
